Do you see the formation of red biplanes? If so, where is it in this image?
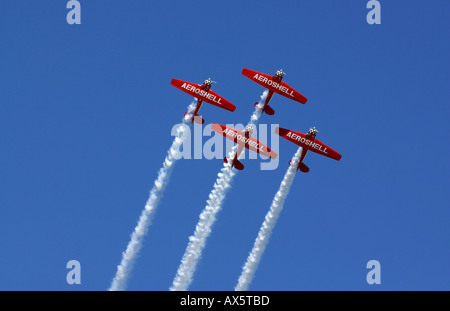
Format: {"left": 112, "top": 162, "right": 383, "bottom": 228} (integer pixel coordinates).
{"left": 171, "top": 68, "right": 342, "bottom": 172}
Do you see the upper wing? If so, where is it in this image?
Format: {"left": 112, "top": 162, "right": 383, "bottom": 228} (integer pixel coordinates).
{"left": 171, "top": 79, "right": 236, "bottom": 112}
{"left": 212, "top": 123, "right": 278, "bottom": 159}
{"left": 242, "top": 68, "right": 307, "bottom": 104}
{"left": 275, "top": 127, "right": 341, "bottom": 161}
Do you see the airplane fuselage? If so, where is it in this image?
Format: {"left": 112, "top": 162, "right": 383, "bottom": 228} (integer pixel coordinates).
{"left": 264, "top": 90, "right": 274, "bottom": 107}
{"left": 299, "top": 148, "right": 308, "bottom": 165}
{"left": 192, "top": 99, "right": 204, "bottom": 120}
{"left": 232, "top": 144, "right": 245, "bottom": 167}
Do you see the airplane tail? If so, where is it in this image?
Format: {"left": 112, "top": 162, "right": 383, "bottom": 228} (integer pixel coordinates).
{"left": 194, "top": 116, "right": 205, "bottom": 125}
{"left": 233, "top": 159, "right": 244, "bottom": 170}
{"left": 254, "top": 102, "right": 275, "bottom": 115}
{"left": 299, "top": 163, "right": 309, "bottom": 173}
{"left": 264, "top": 105, "right": 275, "bottom": 116}
{"left": 289, "top": 161, "right": 310, "bottom": 173}
{"left": 185, "top": 113, "right": 205, "bottom": 125}
{"left": 224, "top": 157, "right": 244, "bottom": 170}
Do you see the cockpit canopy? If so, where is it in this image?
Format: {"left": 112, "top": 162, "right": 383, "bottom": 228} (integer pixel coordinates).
{"left": 309, "top": 127, "right": 318, "bottom": 135}
{"left": 276, "top": 69, "right": 285, "bottom": 77}
{"left": 204, "top": 78, "right": 215, "bottom": 86}
{"left": 244, "top": 124, "right": 255, "bottom": 137}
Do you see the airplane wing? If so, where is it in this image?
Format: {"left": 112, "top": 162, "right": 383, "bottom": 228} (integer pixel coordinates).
{"left": 212, "top": 123, "right": 278, "bottom": 159}
{"left": 171, "top": 79, "right": 236, "bottom": 112}
{"left": 242, "top": 68, "right": 307, "bottom": 104}
{"left": 275, "top": 127, "right": 341, "bottom": 161}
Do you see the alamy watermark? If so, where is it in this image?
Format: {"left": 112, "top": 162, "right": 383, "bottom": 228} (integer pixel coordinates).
{"left": 366, "top": 0, "right": 381, "bottom": 25}
{"left": 66, "top": 260, "right": 81, "bottom": 285}
{"left": 66, "top": 0, "right": 81, "bottom": 25}
{"left": 65, "top": 2, "right": 380, "bottom": 26}
{"left": 366, "top": 260, "right": 381, "bottom": 285}
{"left": 171, "top": 122, "right": 279, "bottom": 171}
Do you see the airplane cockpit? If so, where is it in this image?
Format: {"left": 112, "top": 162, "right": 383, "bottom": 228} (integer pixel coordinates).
{"left": 201, "top": 78, "right": 215, "bottom": 91}
{"left": 244, "top": 124, "right": 255, "bottom": 138}
{"left": 306, "top": 126, "right": 318, "bottom": 140}
{"left": 273, "top": 69, "right": 285, "bottom": 82}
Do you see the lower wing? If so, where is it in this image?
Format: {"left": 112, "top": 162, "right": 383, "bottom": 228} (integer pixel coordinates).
{"left": 242, "top": 68, "right": 307, "bottom": 104}
{"left": 212, "top": 123, "right": 278, "bottom": 159}
{"left": 276, "top": 127, "right": 341, "bottom": 161}
{"left": 171, "top": 78, "right": 236, "bottom": 112}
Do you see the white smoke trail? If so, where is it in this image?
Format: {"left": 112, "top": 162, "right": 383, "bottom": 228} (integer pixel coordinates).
{"left": 235, "top": 146, "right": 303, "bottom": 291}
{"left": 170, "top": 91, "right": 268, "bottom": 291}
{"left": 109, "top": 102, "right": 196, "bottom": 291}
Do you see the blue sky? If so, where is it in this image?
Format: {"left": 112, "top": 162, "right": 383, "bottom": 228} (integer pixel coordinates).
{"left": 0, "top": 1, "right": 449, "bottom": 290}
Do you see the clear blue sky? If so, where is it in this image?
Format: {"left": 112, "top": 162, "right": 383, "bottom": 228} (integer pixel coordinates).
{"left": 0, "top": 1, "right": 448, "bottom": 290}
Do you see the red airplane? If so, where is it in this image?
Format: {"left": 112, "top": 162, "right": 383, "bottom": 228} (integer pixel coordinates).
{"left": 171, "top": 78, "right": 236, "bottom": 124}
{"left": 241, "top": 68, "right": 307, "bottom": 116}
{"left": 275, "top": 126, "right": 341, "bottom": 173}
{"left": 212, "top": 123, "right": 278, "bottom": 170}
